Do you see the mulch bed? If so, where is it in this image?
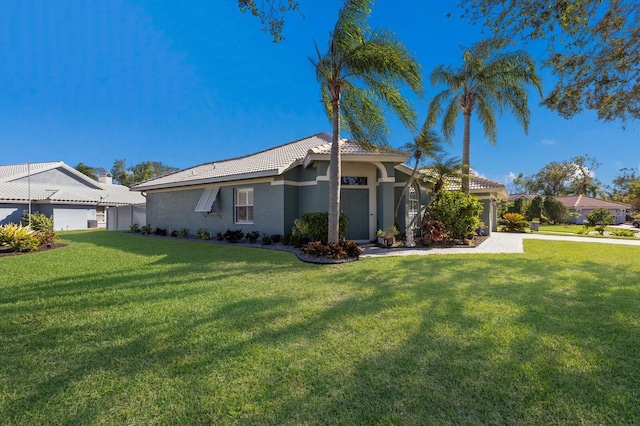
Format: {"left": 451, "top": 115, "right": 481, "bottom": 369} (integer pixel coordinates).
{"left": 0, "top": 243, "right": 67, "bottom": 258}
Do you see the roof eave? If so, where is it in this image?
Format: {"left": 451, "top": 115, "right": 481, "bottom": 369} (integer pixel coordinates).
{"left": 131, "top": 169, "right": 280, "bottom": 191}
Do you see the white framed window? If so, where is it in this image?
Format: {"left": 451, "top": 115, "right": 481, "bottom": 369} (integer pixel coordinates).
{"left": 235, "top": 188, "right": 254, "bottom": 224}
{"left": 407, "top": 184, "right": 419, "bottom": 228}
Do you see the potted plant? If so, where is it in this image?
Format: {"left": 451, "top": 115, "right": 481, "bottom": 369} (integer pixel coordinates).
{"left": 384, "top": 226, "right": 399, "bottom": 247}
{"left": 376, "top": 229, "right": 385, "bottom": 246}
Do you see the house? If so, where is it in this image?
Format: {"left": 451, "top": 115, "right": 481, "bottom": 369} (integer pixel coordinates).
{"left": 507, "top": 193, "right": 631, "bottom": 224}
{"left": 0, "top": 161, "right": 146, "bottom": 230}
{"left": 132, "top": 132, "right": 506, "bottom": 241}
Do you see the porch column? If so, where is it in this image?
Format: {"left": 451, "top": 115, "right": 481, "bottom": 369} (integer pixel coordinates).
{"left": 377, "top": 181, "right": 395, "bottom": 232}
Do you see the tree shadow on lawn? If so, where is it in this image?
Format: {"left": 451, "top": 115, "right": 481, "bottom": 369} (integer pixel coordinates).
{"left": 3, "top": 236, "right": 639, "bottom": 423}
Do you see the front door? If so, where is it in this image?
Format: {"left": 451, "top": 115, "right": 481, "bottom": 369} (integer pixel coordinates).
{"left": 341, "top": 188, "right": 369, "bottom": 240}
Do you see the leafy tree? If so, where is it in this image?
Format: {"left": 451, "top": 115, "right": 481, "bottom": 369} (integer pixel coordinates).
{"left": 543, "top": 195, "right": 568, "bottom": 224}
{"left": 311, "top": 0, "right": 422, "bottom": 243}
{"left": 459, "top": 0, "right": 640, "bottom": 123}
{"left": 236, "top": 0, "right": 299, "bottom": 42}
{"left": 505, "top": 197, "right": 529, "bottom": 216}
{"left": 566, "top": 155, "right": 603, "bottom": 197}
{"left": 428, "top": 190, "right": 483, "bottom": 241}
{"left": 522, "top": 161, "right": 571, "bottom": 196}
{"left": 427, "top": 37, "right": 542, "bottom": 193}
{"left": 111, "top": 159, "right": 179, "bottom": 187}
{"left": 585, "top": 208, "right": 615, "bottom": 235}
{"left": 610, "top": 168, "right": 640, "bottom": 213}
{"left": 519, "top": 154, "right": 603, "bottom": 196}
{"left": 525, "top": 195, "right": 543, "bottom": 221}
{"left": 394, "top": 125, "right": 443, "bottom": 225}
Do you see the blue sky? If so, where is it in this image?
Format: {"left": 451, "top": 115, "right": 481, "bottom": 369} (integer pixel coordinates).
{"left": 1, "top": 0, "right": 637, "bottom": 188}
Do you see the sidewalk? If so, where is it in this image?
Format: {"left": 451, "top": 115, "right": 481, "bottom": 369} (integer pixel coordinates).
{"left": 360, "top": 232, "right": 640, "bottom": 258}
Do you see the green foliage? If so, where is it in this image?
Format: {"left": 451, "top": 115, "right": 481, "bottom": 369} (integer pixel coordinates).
{"left": 154, "top": 227, "right": 168, "bottom": 236}
{"left": 298, "top": 212, "right": 348, "bottom": 244}
{"left": 302, "top": 240, "right": 363, "bottom": 259}
{"left": 236, "top": 0, "right": 299, "bottom": 43}
{"left": 519, "top": 155, "right": 603, "bottom": 197}
{"left": 111, "top": 159, "right": 179, "bottom": 187}
{"left": 543, "top": 196, "right": 569, "bottom": 224}
{"left": 196, "top": 228, "right": 211, "bottom": 240}
{"left": 21, "top": 212, "right": 54, "bottom": 232}
{"left": 140, "top": 224, "right": 152, "bottom": 235}
{"left": 427, "top": 37, "right": 542, "bottom": 192}
{"left": 586, "top": 208, "right": 615, "bottom": 235}
{"left": 498, "top": 212, "right": 530, "bottom": 233}
{"left": 245, "top": 230, "right": 260, "bottom": 243}
{"left": 525, "top": 195, "right": 543, "bottom": 221}
{"left": 610, "top": 229, "right": 637, "bottom": 238}
{"left": 0, "top": 223, "right": 39, "bottom": 252}
{"left": 261, "top": 233, "right": 272, "bottom": 245}
{"left": 223, "top": 229, "right": 244, "bottom": 243}
{"left": 34, "top": 230, "right": 58, "bottom": 246}
{"left": 74, "top": 162, "right": 100, "bottom": 181}
{"left": 461, "top": 0, "right": 640, "bottom": 123}
{"left": 428, "top": 191, "right": 483, "bottom": 241}
{"left": 129, "top": 224, "right": 141, "bottom": 233}
{"left": 171, "top": 228, "right": 189, "bottom": 238}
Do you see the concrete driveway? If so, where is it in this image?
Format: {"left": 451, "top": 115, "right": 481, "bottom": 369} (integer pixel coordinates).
{"left": 360, "top": 232, "right": 640, "bottom": 258}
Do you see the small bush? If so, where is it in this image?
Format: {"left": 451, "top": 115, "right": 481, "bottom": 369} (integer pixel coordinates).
{"left": 216, "top": 232, "right": 224, "bottom": 241}
{"left": 302, "top": 240, "right": 362, "bottom": 259}
{"left": 172, "top": 228, "right": 189, "bottom": 238}
{"left": 299, "top": 212, "right": 348, "bottom": 244}
{"left": 196, "top": 228, "right": 211, "bottom": 240}
{"left": 498, "top": 213, "right": 530, "bottom": 233}
{"left": 21, "top": 212, "right": 54, "bottom": 232}
{"left": 429, "top": 191, "right": 483, "bottom": 241}
{"left": 586, "top": 208, "right": 615, "bottom": 235}
{"left": 140, "top": 224, "right": 152, "bottom": 235}
{"left": 422, "top": 219, "right": 448, "bottom": 243}
{"left": 129, "top": 223, "right": 141, "bottom": 233}
{"left": 223, "top": 229, "right": 244, "bottom": 243}
{"left": 0, "top": 223, "right": 39, "bottom": 252}
{"left": 610, "top": 228, "right": 637, "bottom": 238}
{"left": 576, "top": 226, "right": 592, "bottom": 235}
{"left": 34, "top": 230, "right": 58, "bottom": 246}
{"left": 245, "top": 230, "right": 260, "bottom": 243}
{"left": 261, "top": 233, "right": 272, "bottom": 245}
{"left": 155, "top": 227, "right": 168, "bottom": 236}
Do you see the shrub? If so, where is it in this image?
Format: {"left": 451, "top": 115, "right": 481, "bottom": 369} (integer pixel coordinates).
{"left": 245, "top": 230, "right": 260, "bottom": 243}
{"left": 610, "top": 228, "right": 637, "bottom": 238}
{"left": 155, "top": 227, "right": 168, "bottom": 236}
{"left": 261, "top": 233, "right": 272, "bottom": 245}
{"left": 422, "top": 219, "right": 448, "bottom": 243}
{"left": 216, "top": 232, "right": 224, "bottom": 241}
{"left": 543, "top": 196, "right": 569, "bottom": 224}
{"left": 21, "top": 212, "right": 54, "bottom": 232}
{"left": 129, "top": 223, "right": 141, "bottom": 233}
{"left": 302, "top": 240, "right": 362, "bottom": 259}
{"left": 0, "top": 223, "right": 39, "bottom": 252}
{"left": 428, "top": 191, "right": 483, "bottom": 241}
{"left": 498, "top": 213, "right": 530, "bottom": 233}
{"left": 223, "top": 229, "right": 244, "bottom": 243}
{"left": 173, "top": 228, "right": 189, "bottom": 238}
{"left": 140, "top": 224, "right": 152, "bottom": 235}
{"left": 196, "top": 228, "right": 211, "bottom": 240}
{"left": 34, "top": 230, "right": 58, "bottom": 246}
{"left": 586, "top": 208, "right": 615, "bottom": 235}
{"left": 299, "top": 212, "right": 348, "bottom": 244}
{"left": 525, "top": 195, "right": 543, "bottom": 221}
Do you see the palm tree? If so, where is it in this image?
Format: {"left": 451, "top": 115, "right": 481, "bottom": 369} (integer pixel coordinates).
{"left": 75, "top": 162, "right": 98, "bottom": 181}
{"left": 394, "top": 125, "right": 443, "bottom": 225}
{"left": 427, "top": 38, "right": 542, "bottom": 193}
{"left": 421, "top": 154, "right": 462, "bottom": 195}
{"left": 312, "top": 0, "right": 423, "bottom": 243}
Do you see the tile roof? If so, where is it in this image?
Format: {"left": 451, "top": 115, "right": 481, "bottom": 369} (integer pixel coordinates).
{"left": 0, "top": 162, "right": 145, "bottom": 205}
{"left": 133, "top": 132, "right": 409, "bottom": 190}
{"left": 417, "top": 168, "right": 507, "bottom": 193}
{"left": 507, "top": 193, "right": 632, "bottom": 209}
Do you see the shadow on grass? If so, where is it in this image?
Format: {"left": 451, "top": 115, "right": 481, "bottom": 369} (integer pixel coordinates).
{"left": 1, "top": 234, "right": 639, "bottom": 424}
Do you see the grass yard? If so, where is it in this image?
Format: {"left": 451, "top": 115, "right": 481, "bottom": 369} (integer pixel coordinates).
{"left": 1, "top": 230, "right": 639, "bottom": 424}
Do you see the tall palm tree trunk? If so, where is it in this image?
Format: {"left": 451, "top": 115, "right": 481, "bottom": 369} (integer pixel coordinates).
{"left": 462, "top": 111, "right": 471, "bottom": 194}
{"left": 328, "top": 96, "right": 342, "bottom": 244}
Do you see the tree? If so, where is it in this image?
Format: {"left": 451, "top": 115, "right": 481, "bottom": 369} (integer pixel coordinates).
{"left": 111, "top": 159, "right": 179, "bottom": 187}
{"left": 420, "top": 154, "right": 462, "bottom": 195}
{"left": 312, "top": 0, "right": 422, "bottom": 243}
{"left": 566, "top": 155, "right": 603, "bottom": 197}
{"left": 75, "top": 162, "right": 99, "bottom": 181}
{"left": 519, "top": 154, "right": 603, "bottom": 196}
{"left": 525, "top": 195, "right": 543, "bottom": 221}
{"left": 586, "top": 208, "right": 615, "bottom": 235}
{"left": 427, "top": 37, "right": 542, "bottom": 193}
{"left": 394, "top": 125, "right": 443, "bottom": 225}
{"left": 459, "top": 0, "right": 640, "bottom": 123}
{"left": 236, "top": 0, "right": 299, "bottom": 42}
{"left": 610, "top": 168, "right": 640, "bottom": 213}
{"left": 543, "top": 195, "right": 568, "bottom": 224}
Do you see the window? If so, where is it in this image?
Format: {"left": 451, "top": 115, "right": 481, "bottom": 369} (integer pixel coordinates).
{"left": 195, "top": 187, "right": 220, "bottom": 213}
{"left": 407, "top": 184, "right": 419, "bottom": 229}
{"left": 341, "top": 176, "right": 367, "bottom": 186}
{"left": 235, "top": 188, "right": 254, "bottom": 224}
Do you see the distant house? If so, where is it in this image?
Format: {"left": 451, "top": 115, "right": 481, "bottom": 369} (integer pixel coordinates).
{"left": 132, "top": 132, "right": 507, "bottom": 240}
{"left": 0, "top": 161, "right": 145, "bottom": 230}
{"left": 508, "top": 193, "right": 631, "bottom": 225}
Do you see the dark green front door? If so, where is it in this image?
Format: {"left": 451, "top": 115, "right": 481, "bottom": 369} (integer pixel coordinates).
{"left": 341, "top": 188, "right": 369, "bottom": 240}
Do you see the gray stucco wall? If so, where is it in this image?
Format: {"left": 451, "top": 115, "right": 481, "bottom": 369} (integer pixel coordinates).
{"left": 146, "top": 182, "right": 285, "bottom": 236}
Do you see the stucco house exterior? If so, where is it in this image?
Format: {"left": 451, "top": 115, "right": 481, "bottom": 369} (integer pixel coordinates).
{"left": 132, "top": 132, "right": 507, "bottom": 241}
{"left": 0, "top": 161, "right": 145, "bottom": 230}
{"left": 508, "top": 193, "right": 632, "bottom": 224}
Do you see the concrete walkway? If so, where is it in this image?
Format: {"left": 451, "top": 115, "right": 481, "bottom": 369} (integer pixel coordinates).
{"left": 360, "top": 232, "right": 640, "bottom": 258}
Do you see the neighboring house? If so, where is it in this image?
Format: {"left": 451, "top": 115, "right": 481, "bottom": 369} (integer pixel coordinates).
{"left": 0, "top": 161, "right": 146, "bottom": 230}
{"left": 132, "top": 132, "right": 505, "bottom": 241}
{"left": 507, "top": 193, "right": 631, "bottom": 224}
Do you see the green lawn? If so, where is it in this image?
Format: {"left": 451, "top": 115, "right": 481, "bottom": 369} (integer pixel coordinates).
{"left": 1, "top": 230, "right": 639, "bottom": 424}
